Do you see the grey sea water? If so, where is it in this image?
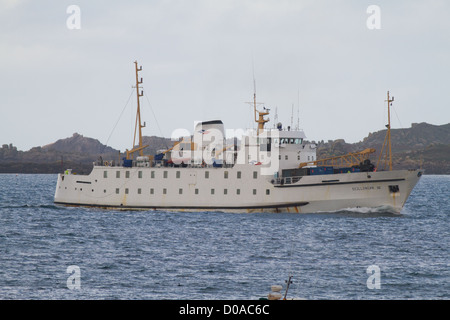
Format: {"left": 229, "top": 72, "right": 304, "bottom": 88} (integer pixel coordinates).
{"left": 0, "top": 174, "right": 448, "bottom": 300}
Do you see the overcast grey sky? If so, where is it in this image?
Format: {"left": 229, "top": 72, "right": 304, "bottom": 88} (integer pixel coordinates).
{"left": 1, "top": 0, "right": 449, "bottom": 151}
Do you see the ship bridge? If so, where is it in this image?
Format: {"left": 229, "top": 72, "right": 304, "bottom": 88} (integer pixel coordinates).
{"left": 241, "top": 126, "right": 316, "bottom": 174}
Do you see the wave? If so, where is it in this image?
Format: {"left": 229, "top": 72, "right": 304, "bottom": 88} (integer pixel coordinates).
{"left": 326, "top": 205, "right": 401, "bottom": 216}
{"left": 0, "top": 204, "right": 62, "bottom": 210}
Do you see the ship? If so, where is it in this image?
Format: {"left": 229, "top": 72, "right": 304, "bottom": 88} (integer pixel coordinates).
{"left": 54, "top": 61, "right": 423, "bottom": 213}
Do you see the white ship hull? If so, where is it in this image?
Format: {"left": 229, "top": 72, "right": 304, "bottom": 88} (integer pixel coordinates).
{"left": 54, "top": 165, "right": 423, "bottom": 214}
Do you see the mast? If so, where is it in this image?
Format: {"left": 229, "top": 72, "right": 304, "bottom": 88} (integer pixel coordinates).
{"left": 376, "top": 91, "right": 394, "bottom": 171}
{"left": 126, "top": 61, "right": 149, "bottom": 160}
{"left": 247, "top": 62, "right": 269, "bottom": 135}
{"left": 387, "top": 91, "right": 393, "bottom": 171}
{"left": 283, "top": 275, "right": 293, "bottom": 300}
{"left": 253, "top": 93, "right": 269, "bottom": 135}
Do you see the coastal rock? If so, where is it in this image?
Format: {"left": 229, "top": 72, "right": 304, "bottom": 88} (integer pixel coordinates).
{"left": 1, "top": 123, "right": 449, "bottom": 174}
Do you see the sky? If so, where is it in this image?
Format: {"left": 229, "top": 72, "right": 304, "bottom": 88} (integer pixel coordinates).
{"left": 1, "top": 0, "right": 449, "bottom": 151}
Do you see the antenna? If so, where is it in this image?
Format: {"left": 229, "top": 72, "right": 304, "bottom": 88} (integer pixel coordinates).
{"left": 252, "top": 58, "right": 256, "bottom": 100}
{"left": 273, "top": 106, "right": 278, "bottom": 128}
{"left": 296, "top": 89, "right": 300, "bottom": 130}
{"left": 291, "top": 104, "right": 294, "bottom": 129}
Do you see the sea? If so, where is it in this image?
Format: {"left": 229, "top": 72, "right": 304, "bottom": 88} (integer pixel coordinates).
{"left": 0, "top": 174, "right": 448, "bottom": 300}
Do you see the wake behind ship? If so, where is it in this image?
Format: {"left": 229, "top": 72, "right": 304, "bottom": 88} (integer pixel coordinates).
{"left": 54, "top": 62, "right": 423, "bottom": 213}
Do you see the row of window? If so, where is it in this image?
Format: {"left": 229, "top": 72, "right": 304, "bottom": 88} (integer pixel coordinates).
{"left": 117, "top": 187, "right": 270, "bottom": 195}
{"left": 69, "top": 186, "right": 271, "bottom": 196}
{"left": 277, "top": 155, "right": 315, "bottom": 161}
{"left": 103, "top": 170, "right": 258, "bottom": 179}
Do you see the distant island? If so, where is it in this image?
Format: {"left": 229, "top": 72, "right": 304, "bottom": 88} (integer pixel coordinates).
{"left": 1, "top": 122, "right": 449, "bottom": 174}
